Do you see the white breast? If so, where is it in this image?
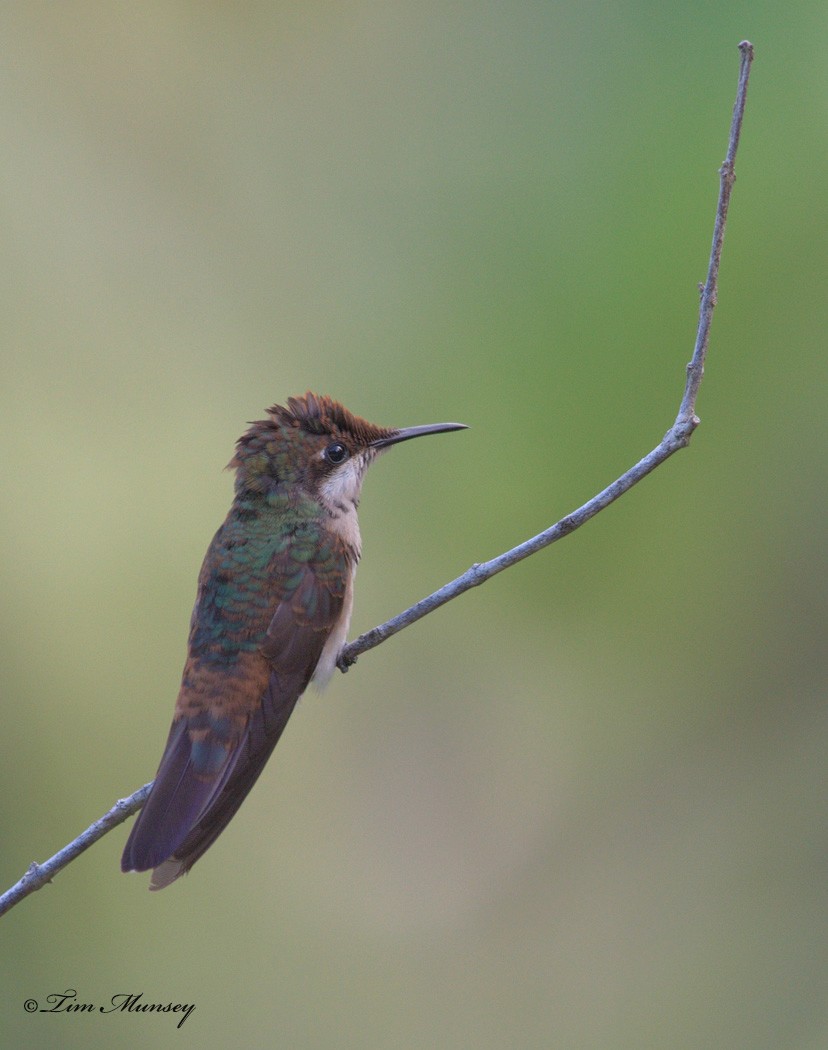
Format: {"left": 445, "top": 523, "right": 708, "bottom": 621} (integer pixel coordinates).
{"left": 312, "top": 452, "right": 372, "bottom": 687}
{"left": 317, "top": 455, "right": 367, "bottom": 554}
{"left": 312, "top": 562, "right": 356, "bottom": 689}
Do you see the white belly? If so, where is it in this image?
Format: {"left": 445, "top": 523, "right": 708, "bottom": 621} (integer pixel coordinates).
{"left": 312, "top": 562, "right": 356, "bottom": 689}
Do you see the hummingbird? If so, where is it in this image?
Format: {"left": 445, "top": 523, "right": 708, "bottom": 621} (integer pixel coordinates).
{"left": 121, "top": 392, "right": 466, "bottom": 890}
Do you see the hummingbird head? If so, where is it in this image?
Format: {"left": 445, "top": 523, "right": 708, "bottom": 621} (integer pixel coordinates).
{"left": 229, "top": 392, "right": 467, "bottom": 511}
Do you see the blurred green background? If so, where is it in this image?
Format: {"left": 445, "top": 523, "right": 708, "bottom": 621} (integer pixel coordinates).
{"left": 1, "top": 3, "right": 826, "bottom": 1048}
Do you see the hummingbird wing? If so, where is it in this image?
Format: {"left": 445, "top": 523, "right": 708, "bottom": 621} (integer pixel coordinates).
{"left": 121, "top": 530, "right": 353, "bottom": 889}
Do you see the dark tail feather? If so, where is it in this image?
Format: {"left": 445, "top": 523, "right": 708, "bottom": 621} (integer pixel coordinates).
{"left": 121, "top": 719, "right": 226, "bottom": 873}
{"left": 122, "top": 670, "right": 303, "bottom": 889}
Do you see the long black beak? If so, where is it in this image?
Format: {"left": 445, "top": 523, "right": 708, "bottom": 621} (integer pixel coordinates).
{"left": 370, "top": 421, "right": 468, "bottom": 450}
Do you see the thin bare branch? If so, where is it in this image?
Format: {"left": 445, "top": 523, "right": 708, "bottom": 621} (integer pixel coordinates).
{"left": 339, "top": 40, "right": 755, "bottom": 669}
{"left": 0, "top": 784, "right": 152, "bottom": 918}
{"left": 0, "top": 41, "right": 754, "bottom": 918}
{"left": 678, "top": 39, "right": 754, "bottom": 423}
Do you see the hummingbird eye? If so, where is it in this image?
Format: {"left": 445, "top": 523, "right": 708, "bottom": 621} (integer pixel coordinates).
{"left": 323, "top": 442, "right": 349, "bottom": 465}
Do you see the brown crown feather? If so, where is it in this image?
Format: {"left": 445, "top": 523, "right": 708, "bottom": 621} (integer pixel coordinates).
{"left": 270, "top": 392, "right": 395, "bottom": 446}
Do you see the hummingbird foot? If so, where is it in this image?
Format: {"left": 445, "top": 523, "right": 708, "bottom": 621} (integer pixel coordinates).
{"left": 336, "top": 648, "right": 357, "bottom": 673}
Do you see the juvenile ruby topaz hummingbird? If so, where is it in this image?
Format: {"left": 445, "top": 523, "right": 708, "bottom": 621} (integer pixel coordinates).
{"left": 122, "top": 392, "right": 466, "bottom": 889}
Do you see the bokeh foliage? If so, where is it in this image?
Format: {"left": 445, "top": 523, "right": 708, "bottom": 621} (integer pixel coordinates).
{"left": 2, "top": 4, "right": 826, "bottom": 1048}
